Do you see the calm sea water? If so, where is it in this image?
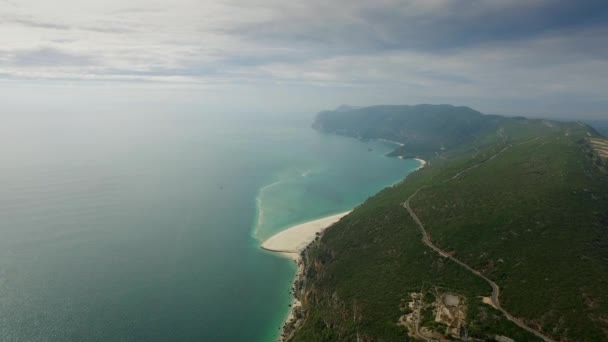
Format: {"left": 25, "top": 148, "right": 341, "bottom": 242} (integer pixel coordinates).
{"left": 0, "top": 109, "right": 417, "bottom": 341}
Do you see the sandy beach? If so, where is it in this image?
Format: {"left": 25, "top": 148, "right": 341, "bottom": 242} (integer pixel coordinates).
{"left": 260, "top": 211, "right": 351, "bottom": 341}
{"left": 261, "top": 210, "right": 352, "bottom": 341}
{"left": 261, "top": 211, "right": 351, "bottom": 258}
{"left": 414, "top": 158, "right": 427, "bottom": 170}
{"left": 264, "top": 158, "right": 426, "bottom": 341}
{"left": 377, "top": 138, "right": 405, "bottom": 146}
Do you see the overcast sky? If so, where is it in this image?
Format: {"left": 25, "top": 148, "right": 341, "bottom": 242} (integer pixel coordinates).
{"left": 1, "top": 0, "right": 607, "bottom": 118}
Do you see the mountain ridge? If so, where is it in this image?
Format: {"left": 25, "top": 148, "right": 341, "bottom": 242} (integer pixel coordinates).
{"left": 287, "top": 105, "right": 608, "bottom": 341}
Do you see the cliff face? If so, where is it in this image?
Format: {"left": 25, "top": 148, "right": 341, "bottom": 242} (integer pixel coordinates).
{"left": 290, "top": 108, "right": 608, "bottom": 341}
{"left": 293, "top": 240, "right": 378, "bottom": 342}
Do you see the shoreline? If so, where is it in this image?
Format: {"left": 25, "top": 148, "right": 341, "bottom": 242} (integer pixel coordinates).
{"left": 377, "top": 138, "right": 405, "bottom": 146}
{"left": 262, "top": 157, "right": 427, "bottom": 341}
{"left": 414, "top": 158, "right": 427, "bottom": 170}
{"left": 261, "top": 211, "right": 351, "bottom": 255}
{"left": 261, "top": 211, "right": 351, "bottom": 341}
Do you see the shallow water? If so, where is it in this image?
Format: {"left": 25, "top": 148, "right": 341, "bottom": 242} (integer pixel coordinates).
{"left": 0, "top": 108, "right": 417, "bottom": 341}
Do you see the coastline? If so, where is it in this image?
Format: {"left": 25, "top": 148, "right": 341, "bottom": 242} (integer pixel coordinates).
{"left": 260, "top": 211, "right": 351, "bottom": 341}
{"left": 262, "top": 157, "right": 427, "bottom": 341}
{"left": 377, "top": 138, "right": 405, "bottom": 146}
{"left": 414, "top": 158, "right": 427, "bottom": 170}
{"left": 261, "top": 211, "right": 351, "bottom": 255}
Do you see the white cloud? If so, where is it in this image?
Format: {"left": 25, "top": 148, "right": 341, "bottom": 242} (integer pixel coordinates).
{"left": 0, "top": 0, "right": 607, "bottom": 117}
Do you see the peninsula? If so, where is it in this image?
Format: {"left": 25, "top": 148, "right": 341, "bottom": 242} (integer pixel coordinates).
{"left": 282, "top": 105, "right": 608, "bottom": 342}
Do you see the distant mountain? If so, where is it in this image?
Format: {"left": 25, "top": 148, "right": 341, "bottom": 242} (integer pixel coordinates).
{"left": 288, "top": 105, "right": 608, "bottom": 342}
{"left": 313, "top": 104, "right": 598, "bottom": 160}
{"left": 314, "top": 105, "right": 500, "bottom": 159}
{"left": 333, "top": 105, "right": 361, "bottom": 112}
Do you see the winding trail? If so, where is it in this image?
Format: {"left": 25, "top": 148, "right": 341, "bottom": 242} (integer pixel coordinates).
{"left": 412, "top": 299, "right": 430, "bottom": 342}
{"left": 404, "top": 140, "right": 556, "bottom": 342}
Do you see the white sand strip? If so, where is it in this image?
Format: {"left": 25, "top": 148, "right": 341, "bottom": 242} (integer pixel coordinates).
{"left": 263, "top": 211, "right": 351, "bottom": 339}
{"left": 377, "top": 138, "right": 404, "bottom": 146}
{"left": 261, "top": 211, "right": 351, "bottom": 257}
{"left": 414, "top": 158, "right": 427, "bottom": 170}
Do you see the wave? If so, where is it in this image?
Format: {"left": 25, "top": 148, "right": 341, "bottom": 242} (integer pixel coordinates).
{"left": 252, "top": 167, "right": 319, "bottom": 241}
{"left": 253, "top": 178, "right": 286, "bottom": 241}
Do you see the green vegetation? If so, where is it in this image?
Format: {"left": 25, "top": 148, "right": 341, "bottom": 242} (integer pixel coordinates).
{"left": 290, "top": 106, "right": 608, "bottom": 341}
{"left": 314, "top": 104, "right": 505, "bottom": 159}
{"left": 411, "top": 134, "right": 608, "bottom": 340}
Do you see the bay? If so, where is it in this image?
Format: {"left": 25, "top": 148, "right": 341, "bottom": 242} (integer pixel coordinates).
{"left": 0, "top": 109, "right": 417, "bottom": 341}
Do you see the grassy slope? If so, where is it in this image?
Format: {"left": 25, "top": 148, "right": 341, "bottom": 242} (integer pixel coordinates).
{"left": 291, "top": 111, "right": 608, "bottom": 341}
{"left": 412, "top": 132, "right": 608, "bottom": 340}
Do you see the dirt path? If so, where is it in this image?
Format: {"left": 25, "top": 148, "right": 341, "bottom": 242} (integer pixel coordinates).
{"left": 413, "top": 303, "right": 431, "bottom": 342}
{"left": 404, "top": 140, "right": 556, "bottom": 342}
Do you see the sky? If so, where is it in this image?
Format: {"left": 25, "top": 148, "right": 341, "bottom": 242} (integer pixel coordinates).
{"left": 1, "top": 0, "right": 608, "bottom": 118}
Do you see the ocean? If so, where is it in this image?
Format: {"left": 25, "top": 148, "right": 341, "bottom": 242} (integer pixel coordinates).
{"left": 0, "top": 108, "right": 418, "bottom": 341}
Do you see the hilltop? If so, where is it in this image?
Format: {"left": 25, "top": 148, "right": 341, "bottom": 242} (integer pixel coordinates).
{"left": 287, "top": 105, "right": 608, "bottom": 341}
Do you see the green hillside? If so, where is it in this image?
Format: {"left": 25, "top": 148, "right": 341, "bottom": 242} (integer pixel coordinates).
{"left": 289, "top": 106, "right": 608, "bottom": 341}
{"left": 313, "top": 104, "right": 505, "bottom": 159}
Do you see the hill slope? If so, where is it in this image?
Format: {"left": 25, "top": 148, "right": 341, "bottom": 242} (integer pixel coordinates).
{"left": 288, "top": 106, "right": 608, "bottom": 341}
{"left": 313, "top": 105, "right": 506, "bottom": 159}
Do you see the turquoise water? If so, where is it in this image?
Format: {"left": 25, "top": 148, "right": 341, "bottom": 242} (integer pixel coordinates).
{"left": 0, "top": 109, "right": 417, "bottom": 341}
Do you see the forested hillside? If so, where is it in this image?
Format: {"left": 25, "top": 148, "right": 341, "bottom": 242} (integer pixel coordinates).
{"left": 288, "top": 106, "right": 608, "bottom": 341}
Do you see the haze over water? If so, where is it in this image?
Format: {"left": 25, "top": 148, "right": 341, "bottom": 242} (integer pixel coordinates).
{"left": 0, "top": 103, "right": 418, "bottom": 341}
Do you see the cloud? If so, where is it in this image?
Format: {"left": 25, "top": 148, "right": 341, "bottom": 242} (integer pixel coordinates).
{"left": 0, "top": 0, "right": 17, "bottom": 7}
{"left": 0, "top": 0, "right": 607, "bottom": 116}
{"left": 9, "top": 17, "right": 71, "bottom": 30}
{"left": 12, "top": 47, "right": 94, "bottom": 67}
{"left": 225, "top": 0, "right": 608, "bottom": 54}
{"left": 78, "top": 25, "right": 136, "bottom": 34}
